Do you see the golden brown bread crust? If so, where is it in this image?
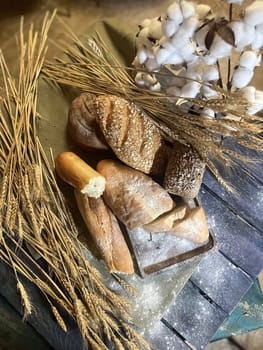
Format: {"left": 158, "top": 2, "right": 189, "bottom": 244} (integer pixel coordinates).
{"left": 55, "top": 152, "right": 105, "bottom": 198}
{"left": 75, "top": 190, "right": 134, "bottom": 274}
{"left": 68, "top": 93, "right": 109, "bottom": 151}
{"left": 163, "top": 142, "right": 206, "bottom": 199}
{"left": 95, "top": 95, "right": 163, "bottom": 174}
{"left": 166, "top": 206, "right": 209, "bottom": 243}
{"left": 143, "top": 204, "right": 190, "bottom": 232}
{"left": 96, "top": 159, "right": 174, "bottom": 230}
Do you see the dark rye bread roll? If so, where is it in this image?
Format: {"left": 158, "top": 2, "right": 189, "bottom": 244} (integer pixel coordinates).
{"left": 163, "top": 142, "right": 206, "bottom": 199}
{"left": 95, "top": 95, "right": 166, "bottom": 175}
{"left": 68, "top": 93, "right": 109, "bottom": 151}
{"left": 96, "top": 159, "right": 174, "bottom": 230}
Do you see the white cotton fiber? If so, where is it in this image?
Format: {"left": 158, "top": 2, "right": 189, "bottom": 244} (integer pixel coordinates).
{"left": 181, "top": 81, "right": 200, "bottom": 98}
{"left": 239, "top": 51, "right": 259, "bottom": 69}
{"left": 196, "top": 4, "right": 211, "bottom": 20}
{"left": 229, "top": 21, "right": 255, "bottom": 51}
{"left": 180, "top": 1, "right": 196, "bottom": 19}
{"left": 137, "top": 48, "right": 148, "bottom": 64}
{"left": 163, "top": 19, "right": 178, "bottom": 37}
{"left": 166, "top": 86, "right": 181, "bottom": 96}
{"left": 167, "top": 2, "right": 183, "bottom": 25}
{"left": 231, "top": 66, "right": 254, "bottom": 89}
{"left": 244, "top": 1, "right": 263, "bottom": 26}
{"left": 202, "top": 66, "right": 219, "bottom": 81}
{"left": 209, "top": 34, "right": 232, "bottom": 59}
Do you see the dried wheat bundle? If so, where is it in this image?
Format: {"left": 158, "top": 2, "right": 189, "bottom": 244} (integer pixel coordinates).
{"left": 0, "top": 13, "right": 149, "bottom": 350}
{"left": 44, "top": 4, "right": 263, "bottom": 191}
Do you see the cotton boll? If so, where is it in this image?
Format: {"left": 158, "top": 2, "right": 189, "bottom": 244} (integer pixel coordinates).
{"left": 137, "top": 47, "right": 148, "bottom": 64}
{"left": 167, "top": 2, "right": 183, "bottom": 25}
{"left": 150, "top": 82, "right": 161, "bottom": 91}
{"left": 246, "top": 89, "right": 263, "bottom": 114}
{"left": 156, "top": 47, "right": 173, "bottom": 64}
{"left": 148, "top": 17, "right": 163, "bottom": 40}
{"left": 251, "top": 30, "right": 263, "bottom": 50}
{"left": 202, "top": 55, "right": 218, "bottom": 65}
{"left": 256, "top": 23, "right": 263, "bottom": 35}
{"left": 196, "top": 4, "right": 211, "bottom": 20}
{"left": 136, "top": 27, "right": 149, "bottom": 44}
{"left": 201, "top": 85, "right": 218, "bottom": 98}
{"left": 163, "top": 19, "right": 178, "bottom": 37}
{"left": 142, "top": 73, "right": 157, "bottom": 86}
{"left": 231, "top": 66, "right": 254, "bottom": 89}
{"left": 159, "top": 37, "right": 174, "bottom": 50}
{"left": 209, "top": 33, "right": 233, "bottom": 59}
{"left": 163, "top": 51, "right": 184, "bottom": 65}
{"left": 200, "top": 108, "right": 215, "bottom": 119}
{"left": 239, "top": 51, "right": 259, "bottom": 69}
{"left": 202, "top": 66, "right": 219, "bottom": 82}
{"left": 240, "top": 86, "right": 256, "bottom": 103}
{"left": 244, "top": 1, "right": 263, "bottom": 26}
{"left": 171, "top": 19, "right": 198, "bottom": 48}
{"left": 166, "top": 86, "right": 181, "bottom": 96}
{"left": 139, "top": 18, "right": 151, "bottom": 29}
{"left": 134, "top": 72, "right": 146, "bottom": 87}
{"left": 145, "top": 58, "right": 160, "bottom": 71}
{"left": 180, "top": 1, "right": 196, "bottom": 19}
{"left": 229, "top": 21, "right": 255, "bottom": 51}
{"left": 181, "top": 81, "right": 200, "bottom": 98}
{"left": 180, "top": 41, "right": 196, "bottom": 61}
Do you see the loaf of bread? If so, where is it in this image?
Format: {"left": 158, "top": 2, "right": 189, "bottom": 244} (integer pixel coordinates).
{"left": 95, "top": 95, "right": 164, "bottom": 174}
{"left": 96, "top": 159, "right": 174, "bottom": 230}
{"left": 68, "top": 93, "right": 109, "bottom": 151}
{"left": 166, "top": 206, "right": 209, "bottom": 243}
{"left": 143, "top": 204, "right": 190, "bottom": 232}
{"left": 163, "top": 142, "right": 206, "bottom": 199}
{"left": 55, "top": 152, "right": 105, "bottom": 198}
{"left": 75, "top": 190, "right": 134, "bottom": 274}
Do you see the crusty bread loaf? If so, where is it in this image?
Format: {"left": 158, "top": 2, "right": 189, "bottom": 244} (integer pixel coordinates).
{"left": 75, "top": 190, "right": 134, "bottom": 274}
{"left": 96, "top": 159, "right": 174, "bottom": 230}
{"left": 143, "top": 204, "right": 190, "bottom": 232}
{"left": 163, "top": 142, "right": 206, "bottom": 199}
{"left": 55, "top": 152, "right": 105, "bottom": 198}
{"left": 166, "top": 206, "right": 209, "bottom": 243}
{"left": 68, "top": 93, "right": 109, "bottom": 151}
{"left": 95, "top": 95, "right": 163, "bottom": 174}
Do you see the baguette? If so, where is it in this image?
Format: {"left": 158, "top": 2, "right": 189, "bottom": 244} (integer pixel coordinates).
{"left": 97, "top": 159, "right": 174, "bottom": 230}
{"left": 75, "top": 190, "right": 134, "bottom": 274}
{"left": 55, "top": 152, "right": 105, "bottom": 198}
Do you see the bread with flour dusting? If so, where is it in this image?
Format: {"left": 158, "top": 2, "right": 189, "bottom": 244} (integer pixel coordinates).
{"left": 96, "top": 159, "right": 174, "bottom": 230}
{"left": 95, "top": 95, "right": 164, "bottom": 174}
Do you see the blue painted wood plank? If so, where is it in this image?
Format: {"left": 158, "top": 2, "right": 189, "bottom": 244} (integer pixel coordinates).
{"left": 199, "top": 187, "right": 263, "bottom": 278}
{"left": 190, "top": 251, "right": 253, "bottom": 314}
{"left": 144, "top": 320, "right": 192, "bottom": 350}
{"left": 163, "top": 281, "right": 228, "bottom": 349}
{"left": 202, "top": 169, "right": 263, "bottom": 233}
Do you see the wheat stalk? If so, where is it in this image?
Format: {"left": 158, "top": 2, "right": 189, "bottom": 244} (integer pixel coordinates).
{"left": 43, "top": 28, "right": 263, "bottom": 191}
{"left": 0, "top": 13, "right": 150, "bottom": 350}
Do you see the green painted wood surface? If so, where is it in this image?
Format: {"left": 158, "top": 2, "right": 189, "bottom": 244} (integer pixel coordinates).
{"left": 212, "top": 279, "right": 263, "bottom": 341}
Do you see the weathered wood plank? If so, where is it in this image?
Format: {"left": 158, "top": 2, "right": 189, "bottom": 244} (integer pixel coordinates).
{"left": 190, "top": 251, "right": 253, "bottom": 314}
{"left": 163, "top": 281, "right": 228, "bottom": 349}
{"left": 202, "top": 169, "right": 263, "bottom": 233}
{"left": 199, "top": 186, "right": 263, "bottom": 278}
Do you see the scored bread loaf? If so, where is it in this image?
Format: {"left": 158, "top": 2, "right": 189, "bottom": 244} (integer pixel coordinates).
{"left": 95, "top": 95, "right": 165, "bottom": 175}
{"left": 75, "top": 190, "right": 134, "bottom": 274}
{"left": 143, "top": 204, "right": 190, "bottom": 232}
{"left": 166, "top": 206, "right": 209, "bottom": 243}
{"left": 55, "top": 152, "right": 105, "bottom": 198}
{"left": 163, "top": 142, "right": 206, "bottom": 199}
{"left": 68, "top": 93, "right": 109, "bottom": 151}
{"left": 96, "top": 159, "right": 174, "bottom": 230}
